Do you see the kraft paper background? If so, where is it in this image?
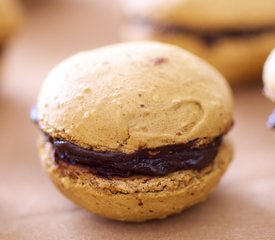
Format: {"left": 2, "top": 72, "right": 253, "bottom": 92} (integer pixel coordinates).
{"left": 1, "top": 1, "right": 274, "bottom": 239}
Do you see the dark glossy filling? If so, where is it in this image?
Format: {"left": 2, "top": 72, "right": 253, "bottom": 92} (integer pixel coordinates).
{"left": 46, "top": 134, "right": 222, "bottom": 178}
{"left": 134, "top": 18, "right": 275, "bottom": 46}
{"left": 268, "top": 110, "right": 275, "bottom": 128}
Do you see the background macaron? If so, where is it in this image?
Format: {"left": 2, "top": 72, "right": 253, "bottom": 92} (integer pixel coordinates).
{"left": 0, "top": 0, "right": 23, "bottom": 43}
{"left": 120, "top": 0, "right": 275, "bottom": 86}
{"left": 263, "top": 48, "right": 275, "bottom": 129}
{"left": 35, "top": 41, "right": 233, "bottom": 222}
{"left": 263, "top": 49, "right": 275, "bottom": 101}
{"left": 0, "top": 0, "right": 23, "bottom": 71}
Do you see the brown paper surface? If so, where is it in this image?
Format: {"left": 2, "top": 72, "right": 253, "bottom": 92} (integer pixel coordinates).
{"left": 1, "top": 1, "right": 275, "bottom": 239}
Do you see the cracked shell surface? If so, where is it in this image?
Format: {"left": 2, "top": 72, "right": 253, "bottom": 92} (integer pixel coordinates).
{"left": 36, "top": 41, "right": 233, "bottom": 153}
{"left": 40, "top": 134, "right": 232, "bottom": 222}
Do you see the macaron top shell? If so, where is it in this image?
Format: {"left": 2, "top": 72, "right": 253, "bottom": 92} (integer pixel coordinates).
{"left": 121, "top": 0, "right": 275, "bottom": 30}
{"left": 0, "top": 0, "right": 23, "bottom": 42}
{"left": 263, "top": 49, "right": 275, "bottom": 101}
{"left": 37, "top": 41, "right": 233, "bottom": 153}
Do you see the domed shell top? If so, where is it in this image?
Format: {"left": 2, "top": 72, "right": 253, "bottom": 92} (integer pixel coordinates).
{"left": 263, "top": 49, "right": 275, "bottom": 102}
{"left": 120, "top": 0, "right": 275, "bottom": 30}
{"left": 37, "top": 41, "right": 233, "bottom": 153}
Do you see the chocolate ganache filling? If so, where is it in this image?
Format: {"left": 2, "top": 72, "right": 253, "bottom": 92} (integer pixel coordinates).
{"left": 135, "top": 19, "right": 275, "bottom": 46}
{"left": 31, "top": 106, "right": 223, "bottom": 178}
{"left": 46, "top": 134, "right": 222, "bottom": 178}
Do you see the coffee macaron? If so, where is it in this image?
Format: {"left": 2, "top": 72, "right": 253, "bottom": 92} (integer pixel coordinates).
{"left": 0, "top": 0, "right": 23, "bottom": 56}
{"left": 263, "top": 48, "right": 275, "bottom": 129}
{"left": 33, "top": 41, "right": 233, "bottom": 222}
{"left": 120, "top": 0, "right": 275, "bottom": 86}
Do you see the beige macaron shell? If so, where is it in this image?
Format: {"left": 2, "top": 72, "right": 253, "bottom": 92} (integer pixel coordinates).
{"left": 40, "top": 133, "right": 232, "bottom": 222}
{"left": 121, "top": 0, "right": 275, "bottom": 30}
{"left": 263, "top": 49, "right": 275, "bottom": 101}
{"left": 123, "top": 25, "right": 275, "bottom": 85}
{"left": 0, "top": 0, "right": 23, "bottom": 42}
{"left": 37, "top": 41, "right": 233, "bottom": 153}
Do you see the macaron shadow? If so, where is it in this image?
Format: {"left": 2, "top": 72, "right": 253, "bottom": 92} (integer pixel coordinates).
{"left": 82, "top": 183, "right": 275, "bottom": 239}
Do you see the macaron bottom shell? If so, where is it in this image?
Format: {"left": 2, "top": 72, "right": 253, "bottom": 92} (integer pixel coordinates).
{"left": 39, "top": 134, "right": 232, "bottom": 222}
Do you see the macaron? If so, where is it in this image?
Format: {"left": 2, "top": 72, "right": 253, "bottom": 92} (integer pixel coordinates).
{"left": 120, "top": 0, "right": 275, "bottom": 86}
{"left": 0, "top": 0, "right": 23, "bottom": 43}
{"left": 263, "top": 48, "right": 275, "bottom": 129}
{"left": 33, "top": 41, "right": 233, "bottom": 222}
{"left": 0, "top": 0, "right": 23, "bottom": 62}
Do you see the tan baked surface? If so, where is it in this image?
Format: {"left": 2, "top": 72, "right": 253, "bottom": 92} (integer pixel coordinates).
{"left": 40, "top": 134, "right": 232, "bottom": 222}
{"left": 120, "top": 0, "right": 275, "bottom": 30}
{"left": 263, "top": 49, "right": 275, "bottom": 101}
{"left": 37, "top": 41, "right": 233, "bottom": 153}
{"left": 0, "top": 0, "right": 23, "bottom": 42}
{"left": 123, "top": 26, "right": 275, "bottom": 85}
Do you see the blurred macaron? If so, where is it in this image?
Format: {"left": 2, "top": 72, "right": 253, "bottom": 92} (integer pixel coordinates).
{"left": 263, "top": 48, "right": 275, "bottom": 129}
{"left": 120, "top": 0, "right": 275, "bottom": 86}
